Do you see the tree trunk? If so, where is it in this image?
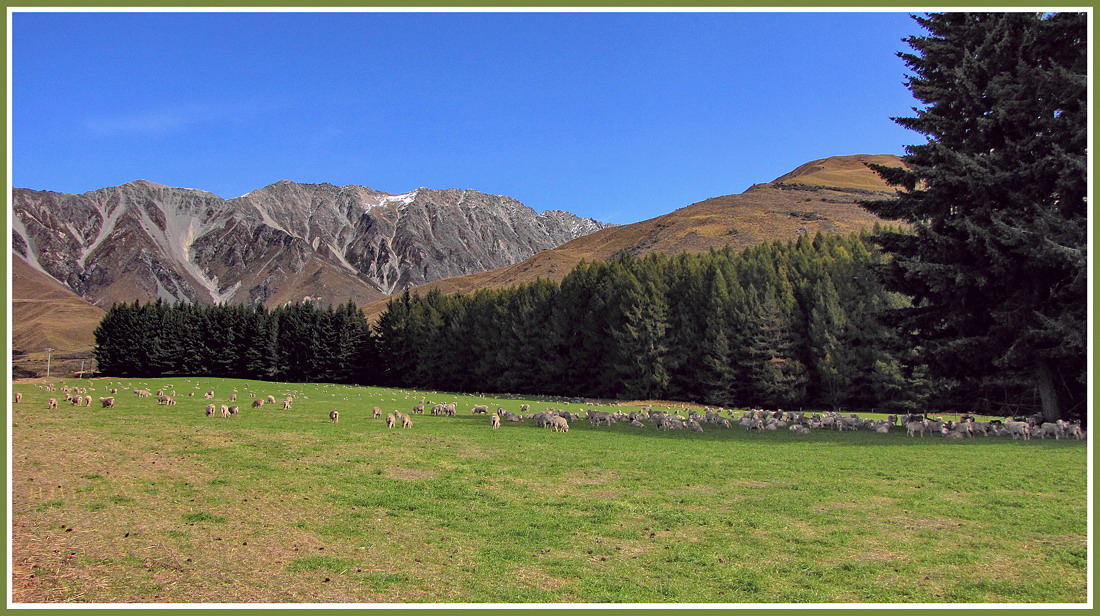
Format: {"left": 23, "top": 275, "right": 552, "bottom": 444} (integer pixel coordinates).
{"left": 1036, "top": 358, "right": 1063, "bottom": 422}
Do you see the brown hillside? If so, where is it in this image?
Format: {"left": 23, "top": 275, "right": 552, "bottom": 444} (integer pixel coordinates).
{"left": 11, "top": 253, "right": 107, "bottom": 377}
{"left": 362, "top": 154, "right": 904, "bottom": 321}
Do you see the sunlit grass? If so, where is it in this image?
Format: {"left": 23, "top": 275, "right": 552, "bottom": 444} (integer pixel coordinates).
{"left": 10, "top": 377, "right": 1088, "bottom": 604}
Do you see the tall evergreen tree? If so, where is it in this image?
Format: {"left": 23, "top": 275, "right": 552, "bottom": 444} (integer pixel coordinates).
{"left": 864, "top": 12, "right": 1087, "bottom": 420}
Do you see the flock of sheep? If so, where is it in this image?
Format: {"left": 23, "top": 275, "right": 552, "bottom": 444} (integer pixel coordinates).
{"left": 18, "top": 381, "right": 1086, "bottom": 442}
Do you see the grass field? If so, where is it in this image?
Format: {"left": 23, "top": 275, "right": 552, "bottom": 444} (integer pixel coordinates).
{"left": 9, "top": 377, "right": 1089, "bottom": 604}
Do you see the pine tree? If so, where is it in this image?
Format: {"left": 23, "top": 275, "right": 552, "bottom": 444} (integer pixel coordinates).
{"left": 864, "top": 12, "right": 1087, "bottom": 420}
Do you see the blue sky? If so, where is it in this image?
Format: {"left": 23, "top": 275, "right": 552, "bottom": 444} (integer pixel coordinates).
{"left": 12, "top": 10, "right": 922, "bottom": 224}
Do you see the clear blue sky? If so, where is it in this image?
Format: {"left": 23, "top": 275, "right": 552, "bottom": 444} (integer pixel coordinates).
{"left": 12, "top": 10, "right": 922, "bottom": 225}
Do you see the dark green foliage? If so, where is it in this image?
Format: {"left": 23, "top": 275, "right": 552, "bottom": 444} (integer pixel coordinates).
{"left": 373, "top": 233, "right": 925, "bottom": 411}
{"left": 863, "top": 12, "right": 1087, "bottom": 420}
{"left": 92, "top": 300, "right": 371, "bottom": 384}
{"left": 93, "top": 233, "right": 932, "bottom": 411}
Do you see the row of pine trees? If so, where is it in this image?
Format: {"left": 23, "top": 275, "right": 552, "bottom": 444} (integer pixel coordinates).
{"left": 93, "top": 300, "right": 372, "bottom": 384}
{"left": 373, "top": 232, "right": 926, "bottom": 411}
{"left": 92, "top": 230, "right": 1043, "bottom": 413}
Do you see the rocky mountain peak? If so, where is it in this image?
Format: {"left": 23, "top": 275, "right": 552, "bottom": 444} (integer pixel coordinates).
{"left": 11, "top": 179, "right": 611, "bottom": 308}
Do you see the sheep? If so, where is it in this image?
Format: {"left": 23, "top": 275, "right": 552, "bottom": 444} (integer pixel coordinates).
{"left": 71, "top": 395, "right": 83, "bottom": 406}
{"left": 228, "top": 393, "right": 237, "bottom": 402}
{"left": 1036, "top": 422, "right": 1062, "bottom": 439}
{"left": 221, "top": 406, "right": 231, "bottom": 418}
{"left": 283, "top": 399, "right": 292, "bottom": 410}
{"left": 1003, "top": 419, "right": 1031, "bottom": 440}
{"left": 266, "top": 395, "right": 276, "bottom": 404}
{"left": 386, "top": 413, "right": 396, "bottom": 429}
{"left": 789, "top": 424, "right": 811, "bottom": 434}
{"left": 905, "top": 421, "right": 927, "bottom": 438}
{"left": 330, "top": 410, "right": 339, "bottom": 423}
{"left": 206, "top": 404, "right": 217, "bottom": 416}
{"left": 490, "top": 414, "right": 501, "bottom": 429}
{"left": 471, "top": 404, "right": 489, "bottom": 414}
{"left": 47, "top": 397, "right": 58, "bottom": 409}
{"left": 228, "top": 406, "right": 239, "bottom": 416}
{"left": 443, "top": 403, "right": 457, "bottom": 416}
{"left": 14, "top": 392, "right": 22, "bottom": 403}
{"left": 519, "top": 404, "right": 530, "bottom": 413}
{"left": 630, "top": 419, "right": 645, "bottom": 428}
{"left": 252, "top": 399, "right": 265, "bottom": 408}
{"left": 373, "top": 406, "right": 382, "bottom": 418}
{"left": 401, "top": 414, "right": 412, "bottom": 429}
{"left": 83, "top": 396, "right": 92, "bottom": 407}
{"left": 550, "top": 416, "right": 569, "bottom": 433}
{"left": 412, "top": 403, "right": 424, "bottom": 414}
{"left": 431, "top": 403, "right": 445, "bottom": 416}
{"left": 204, "top": 390, "right": 215, "bottom": 399}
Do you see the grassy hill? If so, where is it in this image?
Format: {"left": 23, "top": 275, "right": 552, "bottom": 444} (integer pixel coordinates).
{"left": 11, "top": 253, "right": 106, "bottom": 377}
{"left": 361, "top": 154, "right": 903, "bottom": 320}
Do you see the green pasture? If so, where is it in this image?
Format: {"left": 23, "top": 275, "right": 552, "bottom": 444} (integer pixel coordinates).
{"left": 9, "top": 377, "right": 1088, "bottom": 604}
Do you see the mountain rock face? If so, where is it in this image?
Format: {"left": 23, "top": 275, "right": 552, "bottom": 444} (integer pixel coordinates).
{"left": 11, "top": 180, "right": 609, "bottom": 308}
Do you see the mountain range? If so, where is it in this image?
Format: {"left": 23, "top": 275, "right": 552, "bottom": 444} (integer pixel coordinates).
{"left": 10, "top": 153, "right": 903, "bottom": 376}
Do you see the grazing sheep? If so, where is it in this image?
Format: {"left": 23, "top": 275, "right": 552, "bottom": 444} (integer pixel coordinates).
{"left": 401, "top": 414, "right": 412, "bottom": 429}
{"left": 266, "top": 395, "right": 276, "bottom": 404}
{"left": 221, "top": 406, "right": 231, "bottom": 418}
{"left": 99, "top": 397, "right": 115, "bottom": 408}
{"left": 71, "top": 395, "right": 83, "bottom": 406}
{"left": 252, "top": 399, "right": 265, "bottom": 408}
{"left": 329, "top": 410, "right": 339, "bottom": 423}
{"left": 14, "top": 392, "right": 22, "bottom": 403}
{"left": 228, "top": 406, "right": 239, "bottom": 416}
{"left": 386, "top": 413, "right": 396, "bottom": 429}
{"left": 941, "top": 424, "right": 965, "bottom": 439}
{"left": 905, "top": 421, "right": 928, "bottom": 437}
{"left": 412, "top": 404, "right": 424, "bottom": 414}
{"left": 47, "top": 398, "right": 58, "bottom": 409}
{"left": 206, "top": 404, "right": 217, "bottom": 416}
{"left": 228, "top": 393, "right": 237, "bottom": 402}
{"left": 471, "top": 404, "right": 489, "bottom": 414}
{"left": 204, "top": 391, "right": 215, "bottom": 399}
{"left": 490, "top": 414, "right": 501, "bottom": 429}
{"left": 283, "top": 399, "right": 292, "bottom": 410}
{"left": 519, "top": 404, "right": 530, "bottom": 413}
{"left": 1003, "top": 419, "right": 1031, "bottom": 440}
{"left": 83, "top": 396, "right": 92, "bottom": 407}
{"left": 630, "top": 419, "right": 645, "bottom": 428}
{"left": 550, "top": 416, "right": 569, "bottom": 433}
{"left": 373, "top": 406, "right": 382, "bottom": 418}
{"left": 789, "top": 424, "right": 811, "bottom": 434}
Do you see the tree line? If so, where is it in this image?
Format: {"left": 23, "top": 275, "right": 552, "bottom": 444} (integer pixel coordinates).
{"left": 91, "top": 228, "right": 1071, "bottom": 418}
{"left": 92, "top": 300, "right": 372, "bottom": 384}
{"left": 374, "top": 231, "right": 933, "bottom": 411}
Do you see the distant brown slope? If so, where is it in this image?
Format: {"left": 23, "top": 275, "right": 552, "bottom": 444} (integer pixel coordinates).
{"left": 362, "top": 154, "right": 903, "bottom": 321}
{"left": 12, "top": 253, "right": 107, "bottom": 377}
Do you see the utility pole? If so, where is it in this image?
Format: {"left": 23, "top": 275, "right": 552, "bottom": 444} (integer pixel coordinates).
{"left": 45, "top": 348, "right": 54, "bottom": 380}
